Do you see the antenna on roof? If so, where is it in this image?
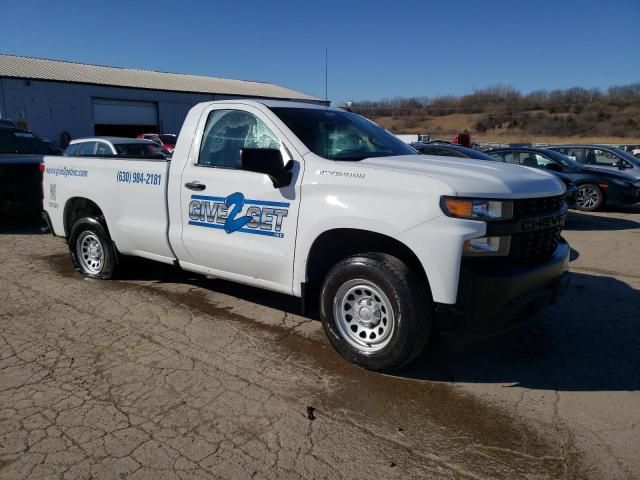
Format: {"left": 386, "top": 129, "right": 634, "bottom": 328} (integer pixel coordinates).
{"left": 324, "top": 47, "right": 328, "bottom": 105}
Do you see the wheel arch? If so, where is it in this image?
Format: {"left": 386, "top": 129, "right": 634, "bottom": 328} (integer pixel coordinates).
{"left": 63, "top": 197, "right": 106, "bottom": 238}
{"left": 303, "top": 228, "right": 431, "bottom": 313}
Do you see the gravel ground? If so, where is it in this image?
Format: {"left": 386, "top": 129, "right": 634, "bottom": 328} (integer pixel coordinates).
{"left": 0, "top": 206, "right": 638, "bottom": 479}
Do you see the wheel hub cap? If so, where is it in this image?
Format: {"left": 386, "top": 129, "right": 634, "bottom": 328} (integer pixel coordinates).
{"left": 577, "top": 187, "right": 598, "bottom": 208}
{"left": 76, "top": 232, "right": 104, "bottom": 274}
{"left": 355, "top": 298, "right": 381, "bottom": 327}
{"left": 333, "top": 279, "right": 395, "bottom": 353}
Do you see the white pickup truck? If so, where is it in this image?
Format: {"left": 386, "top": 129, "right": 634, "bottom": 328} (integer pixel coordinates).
{"left": 42, "top": 100, "right": 570, "bottom": 371}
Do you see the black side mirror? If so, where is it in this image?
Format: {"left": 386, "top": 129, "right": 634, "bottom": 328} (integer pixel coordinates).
{"left": 546, "top": 163, "right": 562, "bottom": 172}
{"left": 617, "top": 160, "right": 626, "bottom": 170}
{"left": 240, "top": 148, "right": 292, "bottom": 188}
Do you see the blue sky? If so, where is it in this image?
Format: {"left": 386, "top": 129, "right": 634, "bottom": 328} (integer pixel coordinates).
{"left": 2, "top": 0, "right": 639, "bottom": 104}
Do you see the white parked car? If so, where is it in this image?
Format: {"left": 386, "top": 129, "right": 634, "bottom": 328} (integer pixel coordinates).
{"left": 63, "top": 137, "right": 171, "bottom": 159}
{"left": 42, "top": 100, "right": 569, "bottom": 371}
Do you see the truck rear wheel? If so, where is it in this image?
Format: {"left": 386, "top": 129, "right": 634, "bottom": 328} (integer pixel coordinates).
{"left": 319, "top": 253, "right": 431, "bottom": 371}
{"left": 68, "top": 217, "right": 117, "bottom": 279}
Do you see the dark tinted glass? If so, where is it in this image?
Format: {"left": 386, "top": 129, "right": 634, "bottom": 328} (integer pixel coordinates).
{"left": 77, "top": 142, "right": 97, "bottom": 156}
{"left": 160, "top": 135, "right": 176, "bottom": 144}
{"left": 0, "top": 130, "right": 50, "bottom": 154}
{"left": 64, "top": 144, "right": 79, "bottom": 156}
{"left": 95, "top": 142, "right": 113, "bottom": 156}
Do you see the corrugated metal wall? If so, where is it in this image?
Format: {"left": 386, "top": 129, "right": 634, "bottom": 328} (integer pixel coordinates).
{"left": 0, "top": 78, "right": 217, "bottom": 145}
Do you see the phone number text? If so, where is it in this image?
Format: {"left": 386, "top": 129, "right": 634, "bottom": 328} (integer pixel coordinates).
{"left": 116, "top": 171, "right": 162, "bottom": 186}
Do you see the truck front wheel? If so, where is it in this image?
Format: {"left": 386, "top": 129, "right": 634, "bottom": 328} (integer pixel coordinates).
{"left": 320, "top": 253, "right": 431, "bottom": 371}
{"left": 68, "top": 217, "right": 117, "bottom": 279}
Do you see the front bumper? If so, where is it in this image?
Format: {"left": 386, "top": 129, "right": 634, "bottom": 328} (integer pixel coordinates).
{"left": 435, "top": 239, "right": 570, "bottom": 332}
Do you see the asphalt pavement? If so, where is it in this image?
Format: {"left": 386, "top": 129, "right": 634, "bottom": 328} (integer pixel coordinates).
{"left": 0, "top": 206, "right": 638, "bottom": 479}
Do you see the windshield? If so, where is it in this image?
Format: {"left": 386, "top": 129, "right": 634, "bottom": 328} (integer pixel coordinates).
{"left": 0, "top": 130, "right": 50, "bottom": 155}
{"left": 271, "top": 107, "right": 416, "bottom": 160}
{"left": 613, "top": 147, "right": 640, "bottom": 165}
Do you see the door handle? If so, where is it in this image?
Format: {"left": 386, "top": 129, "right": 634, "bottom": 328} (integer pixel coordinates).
{"left": 185, "top": 181, "right": 206, "bottom": 191}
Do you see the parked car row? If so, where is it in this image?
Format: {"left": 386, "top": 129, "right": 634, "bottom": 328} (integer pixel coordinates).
{"left": 64, "top": 137, "right": 172, "bottom": 159}
{"left": 137, "top": 133, "right": 177, "bottom": 152}
{"left": 411, "top": 141, "right": 640, "bottom": 211}
{"left": 487, "top": 148, "right": 639, "bottom": 211}
{"left": 412, "top": 142, "right": 580, "bottom": 208}
{"left": 1, "top": 124, "right": 176, "bottom": 218}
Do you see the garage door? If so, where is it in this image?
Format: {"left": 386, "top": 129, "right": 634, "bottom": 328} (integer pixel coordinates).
{"left": 92, "top": 99, "right": 158, "bottom": 137}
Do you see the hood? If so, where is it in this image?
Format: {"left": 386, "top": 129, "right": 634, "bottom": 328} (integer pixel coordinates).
{"left": 357, "top": 155, "right": 565, "bottom": 199}
{"left": 583, "top": 165, "right": 640, "bottom": 181}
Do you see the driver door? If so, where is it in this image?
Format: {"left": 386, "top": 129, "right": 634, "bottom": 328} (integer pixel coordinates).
{"left": 175, "top": 104, "right": 303, "bottom": 294}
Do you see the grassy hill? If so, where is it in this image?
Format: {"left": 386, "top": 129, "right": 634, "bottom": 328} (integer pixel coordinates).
{"left": 353, "top": 84, "right": 640, "bottom": 144}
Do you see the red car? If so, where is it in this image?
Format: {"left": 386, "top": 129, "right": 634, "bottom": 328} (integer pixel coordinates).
{"left": 137, "top": 133, "right": 177, "bottom": 152}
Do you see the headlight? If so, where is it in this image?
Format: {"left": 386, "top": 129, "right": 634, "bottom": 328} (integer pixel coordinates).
{"left": 440, "top": 197, "right": 513, "bottom": 221}
{"left": 463, "top": 236, "right": 511, "bottom": 256}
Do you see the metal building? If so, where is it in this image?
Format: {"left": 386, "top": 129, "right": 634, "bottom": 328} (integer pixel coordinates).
{"left": 0, "top": 54, "right": 325, "bottom": 146}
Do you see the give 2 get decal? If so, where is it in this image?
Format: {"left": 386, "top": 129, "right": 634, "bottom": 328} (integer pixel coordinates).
{"left": 188, "top": 193, "right": 289, "bottom": 238}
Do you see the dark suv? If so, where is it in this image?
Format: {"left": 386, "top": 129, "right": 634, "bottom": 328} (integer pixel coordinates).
{"left": 0, "top": 126, "right": 59, "bottom": 218}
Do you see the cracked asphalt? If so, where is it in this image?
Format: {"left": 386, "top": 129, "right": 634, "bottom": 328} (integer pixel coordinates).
{"left": 1, "top": 207, "right": 639, "bottom": 479}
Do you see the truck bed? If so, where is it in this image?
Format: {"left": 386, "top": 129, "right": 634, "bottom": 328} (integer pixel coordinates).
{"left": 43, "top": 155, "right": 174, "bottom": 263}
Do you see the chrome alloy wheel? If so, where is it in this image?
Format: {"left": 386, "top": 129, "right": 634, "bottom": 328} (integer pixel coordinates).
{"left": 333, "top": 279, "right": 395, "bottom": 353}
{"left": 576, "top": 185, "right": 600, "bottom": 210}
{"left": 76, "top": 231, "right": 104, "bottom": 274}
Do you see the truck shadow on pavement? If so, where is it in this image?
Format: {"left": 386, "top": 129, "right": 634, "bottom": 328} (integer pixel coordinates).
{"left": 117, "top": 255, "right": 640, "bottom": 393}
{"left": 400, "top": 271, "right": 640, "bottom": 392}
{"left": 564, "top": 210, "right": 640, "bottom": 231}
{"left": 0, "top": 216, "right": 44, "bottom": 235}
{"left": 11, "top": 217, "right": 639, "bottom": 393}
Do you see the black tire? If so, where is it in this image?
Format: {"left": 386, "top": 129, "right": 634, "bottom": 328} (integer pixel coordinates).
{"left": 575, "top": 183, "right": 604, "bottom": 211}
{"left": 319, "top": 253, "right": 431, "bottom": 371}
{"left": 68, "top": 216, "right": 118, "bottom": 279}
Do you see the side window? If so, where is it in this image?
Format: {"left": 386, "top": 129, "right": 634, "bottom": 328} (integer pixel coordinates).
{"left": 198, "top": 109, "right": 281, "bottom": 168}
{"left": 95, "top": 142, "right": 113, "bottom": 156}
{"left": 77, "top": 142, "right": 96, "bottom": 156}
{"left": 519, "top": 153, "right": 540, "bottom": 168}
{"left": 534, "top": 154, "right": 553, "bottom": 167}
{"left": 64, "top": 144, "right": 79, "bottom": 156}
{"left": 566, "top": 148, "right": 582, "bottom": 162}
{"left": 503, "top": 152, "right": 518, "bottom": 164}
{"left": 487, "top": 152, "right": 507, "bottom": 162}
{"left": 590, "top": 148, "right": 619, "bottom": 166}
